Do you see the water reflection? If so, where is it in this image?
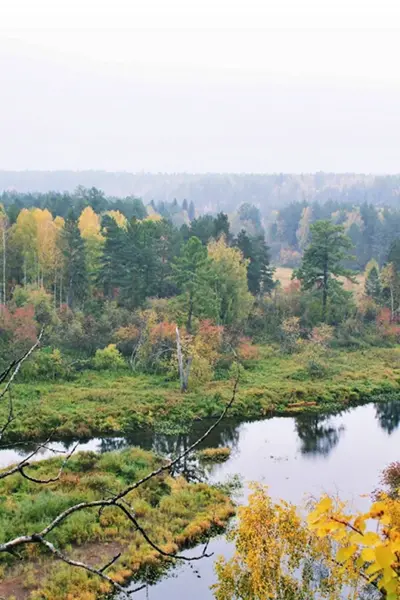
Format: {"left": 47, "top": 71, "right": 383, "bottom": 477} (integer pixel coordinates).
{"left": 294, "top": 414, "right": 345, "bottom": 457}
{"left": 375, "top": 400, "right": 400, "bottom": 435}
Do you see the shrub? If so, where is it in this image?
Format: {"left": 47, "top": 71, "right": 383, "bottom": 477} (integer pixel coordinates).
{"left": 21, "top": 347, "right": 71, "bottom": 381}
{"left": 280, "top": 317, "right": 301, "bottom": 354}
{"left": 93, "top": 344, "right": 126, "bottom": 371}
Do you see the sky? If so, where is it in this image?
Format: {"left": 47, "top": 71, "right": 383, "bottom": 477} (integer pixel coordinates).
{"left": 1, "top": 0, "right": 400, "bottom": 173}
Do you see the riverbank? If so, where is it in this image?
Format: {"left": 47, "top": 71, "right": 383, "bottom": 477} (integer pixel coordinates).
{"left": 1, "top": 346, "right": 399, "bottom": 442}
{"left": 0, "top": 447, "right": 234, "bottom": 600}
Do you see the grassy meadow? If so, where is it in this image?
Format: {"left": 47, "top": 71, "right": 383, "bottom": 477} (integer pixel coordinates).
{"left": 2, "top": 345, "right": 399, "bottom": 443}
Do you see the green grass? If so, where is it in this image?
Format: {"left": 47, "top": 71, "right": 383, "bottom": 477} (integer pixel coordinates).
{"left": 198, "top": 447, "right": 231, "bottom": 463}
{"left": 2, "top": 346, "right": 400, "bottom": 442}
{"left": 0, "top": 447, "right": 234, "bottom": 599}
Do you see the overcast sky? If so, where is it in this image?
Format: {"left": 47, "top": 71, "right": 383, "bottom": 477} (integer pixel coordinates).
{"left": 1, "top": 0, "right": 400, "bottom": 173}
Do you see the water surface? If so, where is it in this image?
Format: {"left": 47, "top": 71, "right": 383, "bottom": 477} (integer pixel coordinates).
{"left": 1, "top": 400, "right": 399, "bottom": 599}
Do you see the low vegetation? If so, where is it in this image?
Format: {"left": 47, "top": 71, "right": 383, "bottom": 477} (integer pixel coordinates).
{"left": 0, "top": 447, "right": 234, "bottom": 600}
{"left": 1, "top": 345, "right": 398, "bottom": 442}
{"left": 198, "top": 447, "right": 231, "bottom": 463}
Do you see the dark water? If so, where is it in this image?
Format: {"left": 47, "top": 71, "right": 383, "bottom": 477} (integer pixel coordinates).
{"left": 1, "top": 400, "right": 399, "bottom": 599}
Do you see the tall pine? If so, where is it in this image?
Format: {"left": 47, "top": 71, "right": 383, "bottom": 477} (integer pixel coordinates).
{"left": 64, "top": 216, "right": 88, "bottom": 309}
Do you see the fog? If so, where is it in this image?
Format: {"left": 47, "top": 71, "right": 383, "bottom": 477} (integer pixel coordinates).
{"left": 1, "top": 1, "right": 400, "bottom": 173}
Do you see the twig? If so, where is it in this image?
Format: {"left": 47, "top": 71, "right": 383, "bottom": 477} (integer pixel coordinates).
{"left": 0, "top": 328, "right": 43, "bottom": 402}
{"left": 33, "top": 536, "right": 131, "bottom": 597}
{"left": 115, "top": 502, "right": 213, "bottom": 561}
{"left": 113, "top": 371, "right": 240, "bottom": 503}
{"left": 0, "top": 358, "right": 240, "bottom": 595}
{"left": 99, "top": 552, "right": 122, "bottom": 572}
{"left": 18, "top": 442, "right": 79, "bottom": 484}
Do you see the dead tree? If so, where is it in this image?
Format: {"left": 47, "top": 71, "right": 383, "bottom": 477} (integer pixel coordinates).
{"left": 0, "top": 332, "right": 239, "bottom": 597}
{"left": 176, "top": 326, "right": 192, "bottom": 392}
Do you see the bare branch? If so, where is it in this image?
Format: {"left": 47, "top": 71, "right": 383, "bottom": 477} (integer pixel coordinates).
{"left": 0, "top": 328, "right": 44, "bottom": 403}
{"left": 115, "top": 502, "right": 213, "bottom": 561}
{"left": 0, "top": 390, "right": 15, "bottom": 440}
{"left": 113, "top": 371, "right": 240, "bottom": 503}
{"left": 33, "top": 535, "right": 131, "bottom": 597}
{"left": 0, "top": 355, "right": 240, "bottom": 595}
{"left": 18, "top": 442, "right": 79, "bottom": 484}
{"left": 99, "top": 552, "right": 122, "bottom": 573}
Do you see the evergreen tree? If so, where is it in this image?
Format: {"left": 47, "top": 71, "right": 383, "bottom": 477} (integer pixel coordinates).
{"left": 214, "top": 212, "right": 230, "bottom": 240}
{"left": 171, "top": 236, "right": 217, "bottom": 332}
{"left": 236, "top": 230, "right": 275, "bottom": 295}
{"left": 98, "top": 215, "right": 127, "bottom": 301}
{"left": 182, "top": 198, "right": 188, "bottom": 212}
{"left": 64, "top": 217, "right": 88, "bottom": 309}
{"left": 188, "top": 200, "right": 196, "bottom": 221}
{"left": 189, "top": 215, "right": 216, "bottom": 245}
{"left": 295, "top": 221, "right": 354, "bottom": 321}
{"left": 388, "top": 238, "right": 400, "bottom": 271}
{"left": 365, "top": 265, "right": 381, "bottom": 302}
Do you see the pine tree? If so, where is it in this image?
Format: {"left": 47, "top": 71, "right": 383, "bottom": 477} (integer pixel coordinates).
{"left": 236, "top": 230, "right": 275, "bottom": 296}
{"left": 171, "top": 236, "right": 217, "bottom": 332}
{"left": 364, "top": 260, "right": 381, "bottom": 302}
{"left": 182, "top": 198, "right": 188, "bottom": 212}
{"left": 188, "top": 200, "right": 196, "bottom": 221}
{"left": 295, "top": 221, "right": 354, "bottom": 321}
{"left": 98, "top": 215, "right": 127, "bottom": 301}
{"left": 64, "top": 217, "right": 88, "bottom": 309}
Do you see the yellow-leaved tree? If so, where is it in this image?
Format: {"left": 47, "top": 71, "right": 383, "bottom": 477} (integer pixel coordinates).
{"left": 78, "top": 206, "right": 104, "bottom": 285}
{"left": 214, "top": 485, "right": 400, "bottom": 600}
{"left": 105, "top": 210, "right": 128, "bottom": 229}
{"left": 12, "top": 208, "right": 38, "bottom": 286}
{"left": 207, "top": 236, "right": 253, "bottom": 326}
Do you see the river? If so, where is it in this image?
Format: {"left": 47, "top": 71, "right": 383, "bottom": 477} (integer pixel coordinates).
{"left": 1, "top": 399, "right": 399, "bottom": 598}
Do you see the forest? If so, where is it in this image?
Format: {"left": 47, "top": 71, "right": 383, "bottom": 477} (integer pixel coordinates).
{"left": 2, "top": 170, "right": 400, "bottom": 213}
{"left": 0, "top": 184, "right": 399, "bottom": 599}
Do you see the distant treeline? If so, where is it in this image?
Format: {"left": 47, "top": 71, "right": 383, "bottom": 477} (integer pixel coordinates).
{"left": 2, "top": 171, "right": 400, "bottom": 214}
{"left": 269, "top": 200, "right": 400, "bottom": 270}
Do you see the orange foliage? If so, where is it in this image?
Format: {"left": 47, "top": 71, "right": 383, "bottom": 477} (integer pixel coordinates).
{"left": 237, "top": 336, "right": 260, "bottom": 361}
{"left": 376, "top": 308, "right": 400, "bottom": 340}
{"left": 149, "top": 321, "right": 177, "bottom": 343}
{"left": 0, "top": 304, "right": 37, "bottom": 344}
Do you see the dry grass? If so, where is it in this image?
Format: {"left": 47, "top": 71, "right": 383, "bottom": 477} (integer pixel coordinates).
{"left": 274, "top": 267, "right": 294, "bottom": 289}
{"left": 198, "top": 447, "right": 231, "bottom": 463}
{"left": 274, "top": 267, "right": 365, "bottom": 299}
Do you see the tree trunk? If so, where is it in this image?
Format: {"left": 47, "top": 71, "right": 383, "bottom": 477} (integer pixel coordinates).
{"left": 390, "top": 285, "right": 395, "bottom": 322}
{"left": 322, "top": 259, "right": 328, "bottom": 322}
{"left": 187, "top": 293, "right": 193, "bottom": 333}
{"left": 176, "top": 326, "right": 192, "bottom": 392}
{"left": 2, "top": 227, "right": 6, "bottom": 309}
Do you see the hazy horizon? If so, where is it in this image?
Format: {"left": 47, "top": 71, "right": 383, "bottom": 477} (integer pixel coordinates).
{"left": 2, "top": 0, "right": 400, "bottom": 173}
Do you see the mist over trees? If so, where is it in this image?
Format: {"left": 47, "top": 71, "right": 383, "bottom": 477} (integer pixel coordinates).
{"left": 2, "top": 171, "right": 400, "bottom": 215}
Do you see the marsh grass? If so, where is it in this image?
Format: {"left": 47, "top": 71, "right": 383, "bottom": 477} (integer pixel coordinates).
{"left": 0, "top": 447, "right": 234, "bottom": 599}
{"left": 2, "top": 346, "right": 399, "bottom": 442}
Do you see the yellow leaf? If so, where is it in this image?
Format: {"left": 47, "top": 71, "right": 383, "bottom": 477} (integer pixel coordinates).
{"left": 374, "top": 546, "right": 394, "bottom": 569}
{"left": 366, "top": 562, "right": 381, "bottom": 576}
{"left": 361, "top": 548, "right": 375, "bottom": 562}
{"left": 353, "top": 516, "right": 367, "bottom": 532}
{"left": 351, "top": 531, "right": 381, "bottom": 546}
{"left": 336, "top": 545, "right": 357, "bottom": 563}
{"left": 369, "top": 501, "right": 386, "bottom": 518}
{"left": 315, "top": 497, "right": 333, "bottom": 514}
